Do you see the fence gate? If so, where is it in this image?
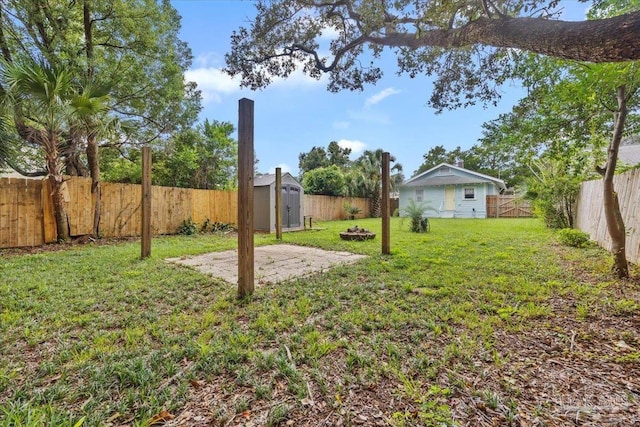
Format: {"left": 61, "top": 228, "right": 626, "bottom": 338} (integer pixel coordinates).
{"left": 486, "top": 195, "right": 532, "bottom": 218}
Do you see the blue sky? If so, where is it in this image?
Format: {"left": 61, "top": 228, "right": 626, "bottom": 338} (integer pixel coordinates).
{"left": 171, "top": 1, "right": 587, "bottom": 178}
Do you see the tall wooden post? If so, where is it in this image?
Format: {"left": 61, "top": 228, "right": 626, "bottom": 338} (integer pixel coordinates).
{"left": 141, "top": 146, "right": 152, "bottom": 258}
{"left": 275, "top": 167, "right": 282, "bottom": 239}
{"left": 237, "top": 98, "right": 255, "bottom": 297}
{"left": 381, "top": 151, "right": 391, "bottom": 255}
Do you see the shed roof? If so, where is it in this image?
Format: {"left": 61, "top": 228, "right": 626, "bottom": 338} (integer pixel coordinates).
{"left": 254, "top": 172, "right": 302, "bottom": 187}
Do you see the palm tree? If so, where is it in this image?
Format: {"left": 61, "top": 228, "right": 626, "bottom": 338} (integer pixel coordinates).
{"left": 348, "top": 149, "right": 404, "bottom": 217}
{"left": 1, "top": 60, "right": 109, "bottom": 240}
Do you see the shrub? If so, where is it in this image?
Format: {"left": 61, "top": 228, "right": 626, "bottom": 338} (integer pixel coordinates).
{"left": 200, "top": 218, "right": 234, "bottom": 233}
{"left": 343, "top": 203, "right": 362, "bottom": 220}
{"left": 557, "top": 228, "right": 591, "bottom": 248}
{"left": 401, "top": 199, "right": 437, "bottom": 233}
{"left": 177, "top": 218, "right": 198, "bottom": 235}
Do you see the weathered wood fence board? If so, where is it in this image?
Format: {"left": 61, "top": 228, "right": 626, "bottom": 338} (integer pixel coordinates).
{"left": 486, "top": 195, "right": 533, "bottom": 218}
{"left": 0, "top": 178, "right": 44, "bottom": 248}
{"left": 303, "top": 195, "right": 370, "bottom": 221}
{"left": 576, "top": 169, "right": 640, "bottom": 265}
{"left": 1, "top": 177, "right": 370, "bottom": 248}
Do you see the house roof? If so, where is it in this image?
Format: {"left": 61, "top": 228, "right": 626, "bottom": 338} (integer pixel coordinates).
{"left": 402, "top": 163, "right": 506, "bottom": 191}
{"left": 254, "top": 172, "right": 302, "bottom": 187}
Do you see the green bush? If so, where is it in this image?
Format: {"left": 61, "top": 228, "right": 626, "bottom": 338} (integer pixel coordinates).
{"left": 557, "top": 228, "right": 591, "bottom": 248}
{"left": 177, "top": 218, "right": 198, "bottom": 235}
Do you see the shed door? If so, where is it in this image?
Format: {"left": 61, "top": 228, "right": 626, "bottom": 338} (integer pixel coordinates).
{"left": 445, "top": 186, "right": 455, "bottom": 210}
{"left": 281, "top": 185, "right": 301, "bottom": 228}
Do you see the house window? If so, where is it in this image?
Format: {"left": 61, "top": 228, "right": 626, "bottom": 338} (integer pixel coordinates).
{"left": 464, "top": 188, "right": 475, "bottom": 200}
{"left": 415, "top": 189, "right": 424, "bottom": 202}
{"left": 439, "top": 167, "right": 451, "bottom": 175}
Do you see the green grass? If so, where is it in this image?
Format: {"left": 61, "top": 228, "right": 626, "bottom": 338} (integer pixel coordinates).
{"left": 0, "top": 218, "right": 631, "bottom": 426}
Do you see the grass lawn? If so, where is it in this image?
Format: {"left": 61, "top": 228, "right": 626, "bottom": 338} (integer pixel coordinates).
{"left": 1, "top": 218, "right": 639, "bottom": 426}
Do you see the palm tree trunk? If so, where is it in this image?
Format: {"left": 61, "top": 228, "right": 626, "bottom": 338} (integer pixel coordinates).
{"left": 44, "top": 140, "right": 70, "bottom": 242}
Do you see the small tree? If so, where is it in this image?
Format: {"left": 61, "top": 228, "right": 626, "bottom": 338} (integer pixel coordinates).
{"left": 526, "top": 158, "right": 583, "bottom": 229}
{"left": 401, "top": 199, "right": 437, "bottom": 233}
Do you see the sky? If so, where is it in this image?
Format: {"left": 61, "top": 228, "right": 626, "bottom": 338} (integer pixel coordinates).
{"left": 171, "top": 0, "right": 588, "bottom": 179}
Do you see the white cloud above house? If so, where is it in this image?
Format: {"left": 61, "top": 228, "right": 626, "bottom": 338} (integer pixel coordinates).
{"left": 185, "top": 53, "right": 327, "bottom": 105}
{"left": 364, "top": 87, "right": 401, "bottom": 108}
{"left": 184, "top": 67, "right": 240, "bottom": 104}
{"left": 337, "top": 139, "right": 366, "bottom": 155}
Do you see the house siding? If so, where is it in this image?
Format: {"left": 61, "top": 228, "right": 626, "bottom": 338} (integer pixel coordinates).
{"left": 454, "top": 184, "right": 487, "bottom": 218}
{"left": 399, "top": 164, "right": 505, "bottom": 219}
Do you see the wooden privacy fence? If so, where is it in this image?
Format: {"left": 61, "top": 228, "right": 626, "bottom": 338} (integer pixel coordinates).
{"left": 303, "top": 194, "right": 370, "bottom": 221}
{"left": 486, "top": 195, "right": 533, "bottom": 218}
{"left": 0, "top": 177, "right": 371, "bottom": 248}
{"left": 575, "top": 169, "right": 640, "bottom": 265}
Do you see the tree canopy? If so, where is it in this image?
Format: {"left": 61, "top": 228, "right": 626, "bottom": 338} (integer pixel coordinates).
{"left": 298, "top": 141, "right": 352, "bottom": 175}
{"left": 225, "top": 0, "right": 640, "bottom": 111}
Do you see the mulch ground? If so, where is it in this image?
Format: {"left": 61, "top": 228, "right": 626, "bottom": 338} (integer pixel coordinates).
{"left": 165, "top": 249, "right": 640, "bottom": 427}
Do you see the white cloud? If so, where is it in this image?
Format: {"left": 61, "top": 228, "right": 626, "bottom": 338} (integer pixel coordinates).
{"left": 332, "top": 121, "right": 350, "bottom": 130}
{"left": 270, "top": 68, "right": 326, "bottom": 89}
{"left": 337, "top": 139, "right": 366, "bottom": 155}
{"left": 267, "top": 163, "right": 292, "bottom": 175}
{"left": 364, "top": 87, "right": 401, "bottom": 108}
{"left": 185, "top": 62, "right": 326, "bottom": 105}
{"left": 184, "top": 67, "right": 241, "bottom": 105}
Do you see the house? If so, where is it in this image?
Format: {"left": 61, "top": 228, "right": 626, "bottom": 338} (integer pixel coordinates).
{"left": 399, "top": 163, "right": 506, "bottom": 218}
{"left": 254, "top": 172, "right": 304, "bottom": 232}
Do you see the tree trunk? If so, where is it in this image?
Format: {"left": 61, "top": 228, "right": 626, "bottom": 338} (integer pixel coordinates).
{"left": 45, "top": 141, "right": 70, "bottom": 242}
{"left": 600, "top": 86, "right": 629, "bottom": 279}
{"left": 370, "top": 191, "right": 381, "bottom": 218}
{"left": 86, "top": 133, "right": 101, "bottom": 237}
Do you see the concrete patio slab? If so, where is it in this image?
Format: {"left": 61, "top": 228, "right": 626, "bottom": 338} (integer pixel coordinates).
{"left": 167, "top": 244, "right": 367, "bottom": 285}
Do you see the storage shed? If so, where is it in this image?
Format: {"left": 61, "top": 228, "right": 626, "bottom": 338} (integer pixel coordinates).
{"left": 254, "top": 173, "right": 304, "bottom": 232}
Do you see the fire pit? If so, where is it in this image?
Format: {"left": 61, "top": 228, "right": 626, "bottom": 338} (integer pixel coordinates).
{"left": 339, "top": 225, "right": 376, "bottom": 241}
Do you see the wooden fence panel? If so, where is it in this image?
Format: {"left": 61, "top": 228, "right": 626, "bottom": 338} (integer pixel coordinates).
{"left": 0, "top": 178, "right": 45, "bottom": 248}
{"left": 2, "top": 177, "right": 374, "bottom": 247}
{"left": 486, "top": 195, "right": 532, "bottom": 218}
{"left": 65, "top": 177, "right": 93, "bottom": 236}
{"left": 303, "top": 195, "right": 370, "bottom": 221}
{"left": 191, "top": 189, "right": 238, "bottom": 226}
{"left": 152, "top": 186, "right": 193, "bottom": 234}
{"left": 576, "top": 169, "right": 640, "bottom": 265}
{"left": 100, "top": 182, "right": 141, "bottom": 237}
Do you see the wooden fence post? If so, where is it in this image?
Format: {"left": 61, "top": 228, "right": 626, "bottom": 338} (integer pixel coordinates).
{"left": 381, "top": 152, "right": 390, "bottom": 255}
{"left": 141, "top": 146, "right": 152, "bottom": 258}
{"left": 275, "top": 167, "right": 282, "bottom": 239}
{"left": 238, "top": 98, "right": 255, "bottom": 298}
